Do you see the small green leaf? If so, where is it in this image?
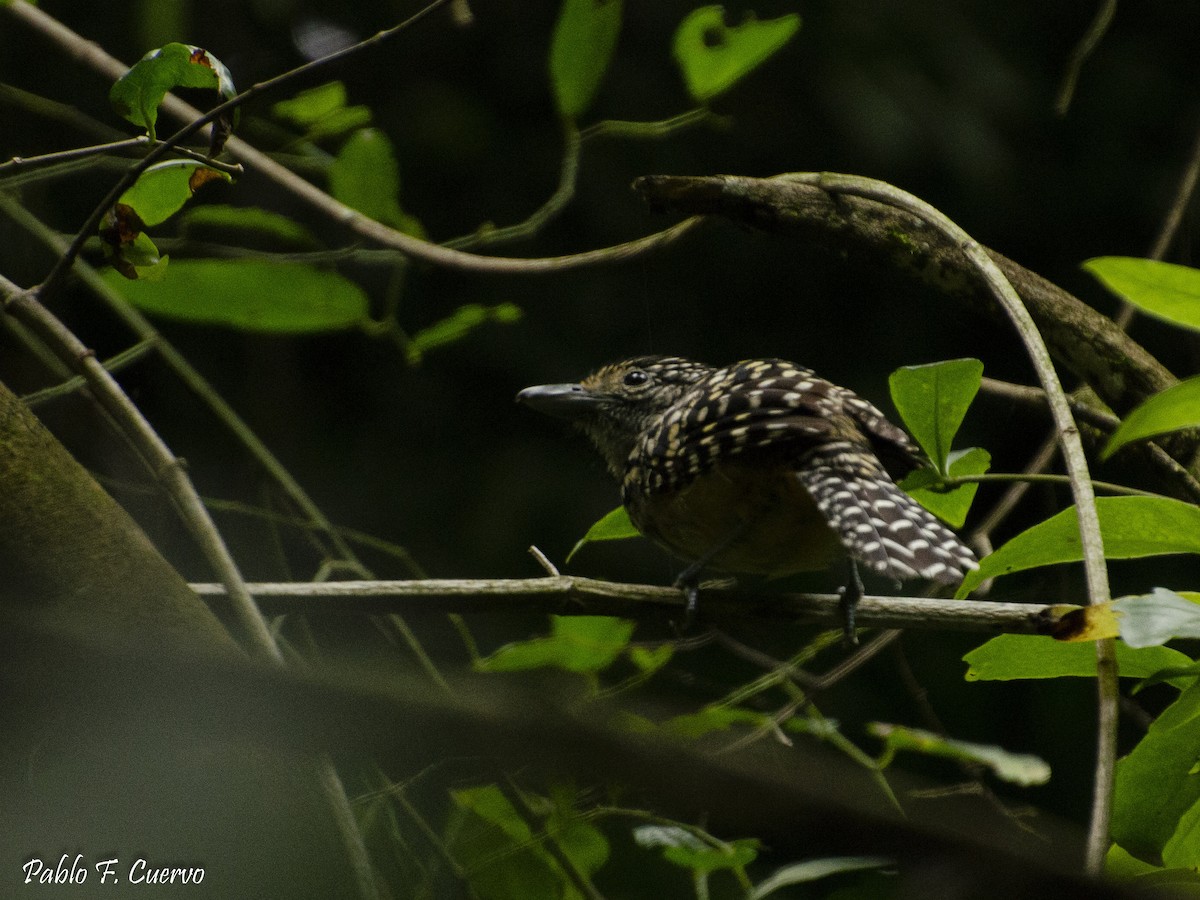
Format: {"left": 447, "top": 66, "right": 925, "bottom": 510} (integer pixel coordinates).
{"left": 957, "top": 496, "right": 1200, "bottom": 598}
{"left": 406, "top": 303, "right": 522, "bottom": 364}
{"left": 633, "top": 826, "right": 758, "bottom": 873}
{"left": 868, "top": 722, "right": 1050, "bottom": 786}
{"left": 1114, "top": 589, "right": 1200, "bottom": 648}
{"left": 749, "top": 858, "right": 893, "bottom": 899}
{"left": 889, "top": 358, "right": 983, "bottom": 471}
{"left": 117, "top": 160, "right": 231, "bottom": 227}
{"left": 549, "top": 0, "right": 623, "bottom": 119}
{"left": 627, "top": 643, "right": 673, "bottom": 675}
{"left": 101, "top": 260, "right": 369, "bottom": 332}
{"left": 566, "top": 506, "right": 641, "bottom": 563}
{"left": 328, "top": 128, "right": 424, "bottom": 237}
{"left": 963, "top": 634, "right": 1192, "bottom": 682}
{"left": 901, "top": 446, "right": 990, "bottom": 528}
{"left": 476, "top": 616, "right": 635, "bottom": 674}
{"left": 664, "top": 705, "right": 771, "bottom": 739}
{"left": 1104, "top": 375, "right": 1200, "bottom": 459}
{"left": 181, "top": 205, "right": 318, "bottom": 247}
{"left": 110, "top": 43, "right": 236, "bottom": 141}
{"left": 272, "top": 81, "right": 349, "bottom": 125}
{"left": 673, "top": 6, "right": 801, "bottom": 103}
{"left": 1085, "top": 257, "right": 1200, "bottom": 332}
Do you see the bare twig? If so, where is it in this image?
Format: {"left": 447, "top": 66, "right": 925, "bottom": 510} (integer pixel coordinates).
{"left": 1055, "top": 0, "right": 1118, "bottom": 116}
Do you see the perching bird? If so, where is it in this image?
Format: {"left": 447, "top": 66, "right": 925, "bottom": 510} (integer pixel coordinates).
{"left": 517, "top": 356, "right": 977, "bottom": 634}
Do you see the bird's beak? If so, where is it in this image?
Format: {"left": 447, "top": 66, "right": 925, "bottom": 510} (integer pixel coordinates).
{"left": 516, "top": 383, "right": 601, "bottom": 421}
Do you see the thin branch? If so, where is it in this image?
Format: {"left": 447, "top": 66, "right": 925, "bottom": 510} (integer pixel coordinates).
{"left": 187, "top": 576, "right": 1073, "bottom": 635}
{"left": 1054, "top": 0, "right": 1118, "bottom": 116}
{"left": 947, "top": 471, "right": 1155, "bottom": 498}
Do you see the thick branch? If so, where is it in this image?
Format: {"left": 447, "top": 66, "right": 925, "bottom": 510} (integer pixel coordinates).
{"left": 189, "top": 577, "right": 1069, "bottom": 635}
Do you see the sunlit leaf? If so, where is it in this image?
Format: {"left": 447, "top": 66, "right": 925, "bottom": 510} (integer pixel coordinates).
{"left": 110, "top": 43, "right": 236, "bottom": 141}
{"left": 957, "top": 496, "right": 1200, "bottom": 597}
{"left": 117, "top": 159, "right": 231, "bottom": 226}
{"left": 1084, "top": 257, "right": 1200, "bottom": 332}
{"left": 566, "top": 506, "right": 641, "bottom": 563}
{"left": 101, "top": 260, "right": 369, "bottom": 332}
{"left": 889, "top": 358, "right": 983, "bottom": 471}
{"left": 549, "top": 0, "right": 623, "bottom": 119}
{"left": 963, "top": 634, "right": 1191, "bottom": 683}
{"left": 901, "top": 446, "right": 990, "bottom": 528}
{"left": 476, "top": 616, "right": 634, "bottom": 674}
{"left": 328, "top": 128, "right": 424, "bottom": 237}
{"left": 1104, "top": 375, "right": 1200, "bottom": 459}
{"left": 406, "top": 303, "right": 522, "bottom": 364}
{"left": 673, "top": 6, "right": 801, "bottom": 103}
{"left": 868, "top": 722, "right": 1050, "bottom": 786}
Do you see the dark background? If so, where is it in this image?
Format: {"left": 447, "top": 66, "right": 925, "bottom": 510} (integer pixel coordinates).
{"left": 3, "top": 0, "right": 1199, "bottom": 849}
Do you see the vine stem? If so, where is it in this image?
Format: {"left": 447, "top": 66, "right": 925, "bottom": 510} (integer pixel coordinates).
{"left": 783, "top": 172, "right": 1116, "bottom": 875}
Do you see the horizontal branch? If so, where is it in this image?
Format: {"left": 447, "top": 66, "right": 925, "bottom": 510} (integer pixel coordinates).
{"left": 189, "top": 576, "right": 1069, "bottom": 635}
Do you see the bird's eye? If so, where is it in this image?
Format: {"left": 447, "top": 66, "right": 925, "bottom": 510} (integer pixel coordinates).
{"left": 623, "top": 370, "right": 649, "bottom": 387}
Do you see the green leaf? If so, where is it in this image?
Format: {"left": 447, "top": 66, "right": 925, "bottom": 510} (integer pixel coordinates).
{"left": 406, "top": 303, "right": 522, "bottom": 365}
{"left": 868, "top": 722, "right": 1050, "bottom": 786}
{"left": 1104, "top": 374, "right": 1200, "bottom": 459}
{"left": 476, "top": 616, "right": 635, "bottom": 674}
{"left": 901, "top": 446, "right": 990, "bottom": 528}
{"left": 963, "top": 634, "right": 1192, "bottom": 682}
{"left": 181, "top": 205, "right": 318, "bottom": 248}
{"left": 1114, "top": 589, "right": 1200, "bottom": 648}
{"left": 1112, "top": 680, "right": 1200, "bottom": 863}
{"left": 549, "top": 0, "right": 623, "bottom": 119}
{"left": 633, "top": 826, "right": 758, "bottom": 873}
{"left": 101, "top": 260, "right": 369, "bottom": 333}
{"left": 110, "top": 43, "right": 236, "bottom": 141}
{"left": 272, "top": 81, "right": 349, "bottom": 125}
{"left": 566, "top": 506, "right": 641, "bottom": 563}
{"left": 328, "top": 128, "right": 424, "bottom": 237}
{"left": 749, "top": 858, "right": 893, "bottom": 899}
{"left": 889, "top": 358, "right": 983, "bottom": 471}
{"left": 627, "top": 643, "right": 673, "bottom": 675}
{"left": 957, "top": 496, "right": 1200, "bottom": 598}
{"left": 673, "top": 6, "right": 801, "bottom": 103}
{"left": 117, "top": 160, "right": 230, "bottom": 226}
{"left": 1085, "top": 257, "right": 1200, "bottom": 332}
{"left": 664, "top": 705, "right": 772, "bottom": 739}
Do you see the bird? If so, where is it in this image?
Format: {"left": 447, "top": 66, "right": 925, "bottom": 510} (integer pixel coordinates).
{"left": 517, "top": 356, "right": 977, "bottom": 636}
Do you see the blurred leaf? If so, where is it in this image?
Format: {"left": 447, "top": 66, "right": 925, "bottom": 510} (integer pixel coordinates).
{"left": 963, "top": 634, "right": 1191, "bottom": 683}
{"left": 272, "top": 81, "right": 348, "bottom": 125}
{"left": 889, "top": 358, "right": 983, "bottom": 471}
{"left": 101, "top": 260, "right": 368, "bottom": 332}
{"left": 110, "top": 43, "right": 236, "bottom": 141}
{"left": 566, "top": 506, "right": 641, "bottom": 563}
{"left": 1104, "top": 375, "right": 1200, "bottom": 459}
{"left": 1085, "top": 257, "right": 1200, "bottom": 332}
{"left": 1165, "top": 799, "right": 1200, "bottom": 871}
{"left": 627, "top": 643, "right": 673, "bottom": 676}
{"left": 1106, "top": 843, "right": 1200, "bottom": 893}
{"left": 673, "top": 6, "right": 801, "bottom": 103}
{"left": 868, "top": 722, "right": 1050, "bottom": 786}
{"left": 476, "top": 616, "right": 634, "bottom": 674}
{"left": 549, "top": 0, "right": 623, "bottom": 119}
{"left": 956, "top": 496, "right": 1200, "bottom": 598}
{"left": 664, "top": 705, "right": 770, "bottom": 739}
{"left": 901, "top": 446, "right": 990, "bottom": 528}
{"left": 117, "top": 159, "right": 230, "bottom": 226}
{"left": 1112, "top": 589, "right": 1200, "bottom": 648}
{"left": 181, "top": 205, "right": 318, "bottom": 247}
{"left": 406, "top": 303, "right": 522, "bottom": 364}
{"left": 1112, "top": 681, "right": 1200, "bottom": 863}
{"left": 633, "top": 825, "right": 758, "bottom": 873}
{"left": 749, "top": 857, "right": 893, "bottom": 899}
{"left": 328, "top": 128, "right": 424, "bottom": 237}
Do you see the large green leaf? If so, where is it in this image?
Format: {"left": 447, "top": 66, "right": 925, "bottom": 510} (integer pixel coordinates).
{"left": 963, "top": 634, "right": 1191, "bottom": 682}
{"left": 1112, "top": 680, "right": 1200, "bottom": 864}
{"left": 101, "top": 260, "right": 369, "bottom": 333}
{"left": 1104, "top": 374, "right": 1200, "bottom": 459}
{"left": 110, "top": 43, "right": 236, "bottom": 141}
{"left": 549, "top": 0, "right": 623, "bottom": 119}
{"left": 957, "top": 495, "right": 1200, "bottom": 597}
{"left": 889, "top": 358, "right": 983, "bottom": 471}
{"left": 673, "top": 6, "right": 801, "bottom": 103}
{"left": 1085, "top": 257, "right": 1200, "bottom": 332}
